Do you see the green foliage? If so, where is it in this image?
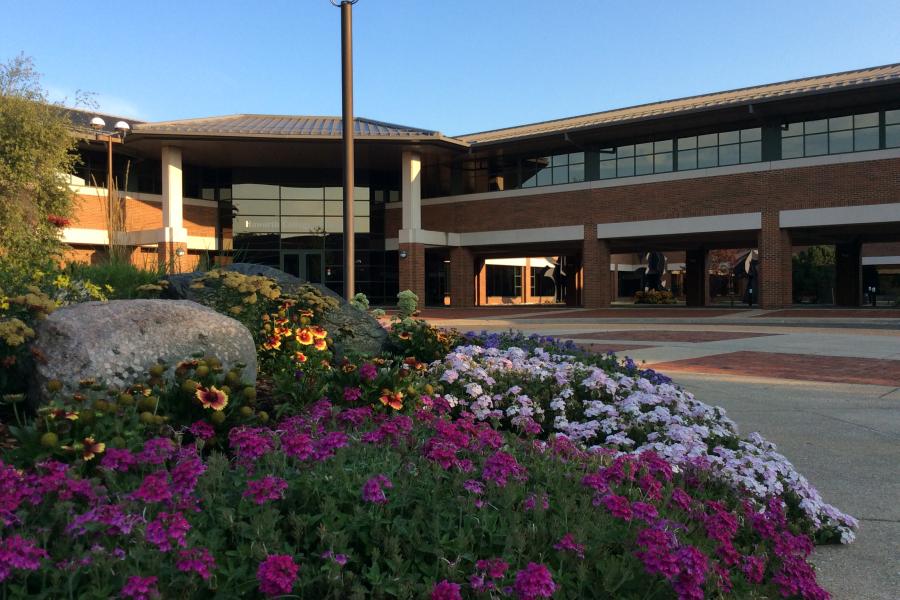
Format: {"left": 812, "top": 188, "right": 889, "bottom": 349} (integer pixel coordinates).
{"left": 792, "top": 245, "right": 835, "bottom": 304}
{"left": 388, "top": 318, "right": 462, "bottom": 362}
{"left": 0, "top": 54, "right": 79, "bottom": 278}
{"left": 396, "top": 289, "right": 418, "bottom": 318}
{"left": 350, "top": 292, "right": 370, "bottom": 311}
{"left": 64, "top": 260, "right": 164, "bottom": 299}
{"left": 633, "top": 289, "right": 677, "bottom": 304}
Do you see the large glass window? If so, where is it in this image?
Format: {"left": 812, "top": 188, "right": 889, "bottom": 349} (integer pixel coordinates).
{"left": 521, "top": 152, "right": 584, "bottom": 187}
{"left": 598, "top": 139, "right": 673, "bottom": 179}
{"left": 485, "top": 265, "right": 521, "bottom": 297}
{"left": 781, "top": 112, "right": 880, "bottom": 158}
{"left": 886, "top": 109, "right": 900, "bottom": 148}
{"left": 677, "top": 128, "right": 761, "bottom": 170}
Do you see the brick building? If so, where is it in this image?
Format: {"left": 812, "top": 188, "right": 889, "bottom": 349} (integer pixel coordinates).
{"left": 63, "top": 63, "right": 900, "bottom": 307}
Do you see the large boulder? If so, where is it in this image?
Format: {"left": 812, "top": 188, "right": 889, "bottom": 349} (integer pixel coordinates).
{"left": 165, "top": 263, "right": 388, "bottom": 358}
{"left": 29, "top": 299, "right": 257, "bottom": 406}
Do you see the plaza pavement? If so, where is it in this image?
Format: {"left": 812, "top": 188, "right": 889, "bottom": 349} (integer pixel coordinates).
{"left": 418, "top": 306, "right": 900, "bottom": 600}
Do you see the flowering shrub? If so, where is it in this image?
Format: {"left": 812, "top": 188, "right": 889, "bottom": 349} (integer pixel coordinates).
{"left": 432, "top": 344, "right": 857, "bottom": 544}
{"left": 388, "top": 317, "right": 462, "bottom": 362}
{"left": 634, "top": 289, "right": 678, "bottom": 304}
{"left": 0, "top": 399, "right": 831, "bottom": 599}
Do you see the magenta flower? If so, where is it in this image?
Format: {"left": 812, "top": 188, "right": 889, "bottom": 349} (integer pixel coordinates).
{"left": 553, "top": 533, "right": 585, "bottom": 559}
{"left": 362, "top": 474, "right": 393, "bottom": 504}
{"left": 634, "top": 527, "right": 680, "bottom": 579}
{"left": 137, "top": 437, "right": 176, "bottom": 465}
{"left": 322, "top": 550, "right": 348, "bottom": 566}
{"left": 482, "top": 451, "right": 528, "bottom": 488}
{"left": 229, "top": 427, "right": 274, "bottom": 465}
{"left": 176, "top": 547, "right": 216, "bottom": 580}
{"left": 431, "top": 580, "right": 462, "bottom": 600}
{"left": 131, "top": 471, "right": 172, "bottom": 504}
{"left": 188, "top": 420, "right": 215, "bottom": 440}
{"left": 257, "top": 554, "right": 299, "bottom": 597}
{"left": 359, "top": 362, "right": 378, "bottom": 381}
{"left": 741, "top": 555, "right": 766, "bottom": 584}
{"left": 120, "top": 576, "right": 159, "bottom": 600}
{"left": 336, "top": 406, "right": 373, "bottom": 428}
{"left": 343, "top": 386, "right": 363, "bottom": 403}
{"left": 512, "top": 562, "right": 556, "bottom": 600}
{"left": 601, "top": 494, "right": 633, "bottom": 521}
{"left": 632, "top": 501, "right": 659, "bottom": 523}
{"left": 171, "top": 450, "right": 206, "bottom": 497}
{"left": 0, "top": 535, "right": 48, "bottom": 582}
{"left": 243, "top": 476, "right": 288, "bottom": 505}
{"left": 100, "top": 448, "right": 136, "bottom": 472}
{"left": 281, "top": 431, "right": 315, "bottom": 461}
{"left": 145, "top": 511, "right": 190, "bottom": 552}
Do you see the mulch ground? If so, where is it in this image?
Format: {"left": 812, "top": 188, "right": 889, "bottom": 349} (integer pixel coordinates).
{"left": 650, "top": 351, "right": 900, "bottom": 386}
{"left": 562, "top": 330, "right": 778, "bottom": 343}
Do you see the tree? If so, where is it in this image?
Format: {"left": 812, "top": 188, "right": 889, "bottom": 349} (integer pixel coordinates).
{"left": 792, "top": 245, "right": 835, "bottom": 304}
{"left": 0, "top": 54, "right": 78, "bottom": 280}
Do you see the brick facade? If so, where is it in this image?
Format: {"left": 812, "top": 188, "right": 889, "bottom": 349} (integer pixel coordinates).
{"left": 449, "top": 246, "right": 476, "bottom": 307}
{"left": 582, "top": 226, "right": 611, "bottom": 308}
{"left": 398, "top": 242, "right": 426, "bottom": 303}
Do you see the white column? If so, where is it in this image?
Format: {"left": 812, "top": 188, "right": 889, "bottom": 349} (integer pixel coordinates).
{"left": 401, "top": 151, "right": 422, "bottom": 231}
{"left": 162, "top": 146, "right": 184, "bottom": 234}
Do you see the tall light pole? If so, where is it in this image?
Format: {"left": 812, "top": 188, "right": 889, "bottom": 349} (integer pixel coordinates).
{"left": 90, "top": 116, "right": 130, "bottom": 253}
{"left": 332, "top": 0, "right": 358, "bottom": 299}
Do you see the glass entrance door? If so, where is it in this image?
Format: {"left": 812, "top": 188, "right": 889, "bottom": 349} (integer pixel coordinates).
{"left": 281, "top": 251, "right": 323, "bottom": 284}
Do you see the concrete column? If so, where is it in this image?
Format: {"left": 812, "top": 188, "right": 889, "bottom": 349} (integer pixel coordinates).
{"left": 450, "top": 246, "right": 476, "bottom": 308}
{"left": 583, "top": 225, "right": 611, "bottom": 308}
{"left": 398, "top": 242, "right": 426, "bottom": 304}
{"left": 523, "top": 258, "right": 532, "bottom": 303}
{"left": 684, "top": 248, "right": 708, "bottom": 307}
{"left": 834, "top": 240, "right": 861, "bottom": 307}
{"left": 758, "top": 212, "right": 793, "bottom": 309}
{"left": 159, "top": 145, "right": 188, "bottom": 270}
{"left": 401, "top": 151, "right": 422, "bottom": 231}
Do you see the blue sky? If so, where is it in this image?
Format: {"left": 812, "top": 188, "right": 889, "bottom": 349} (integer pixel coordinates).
{"left": 2, "top": 0, "right": 898, "bottom": 136}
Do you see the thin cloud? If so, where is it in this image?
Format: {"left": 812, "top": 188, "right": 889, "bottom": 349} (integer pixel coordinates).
{"left": 46, "top": 83, "right": 148, "bottom": 120}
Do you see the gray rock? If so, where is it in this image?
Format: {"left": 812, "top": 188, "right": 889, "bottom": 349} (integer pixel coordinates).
{"left": 164, "top": 263, "right": 387, "bottom": 358}
{"left": 29, "top": 300, "right": 256, "bottom": 406}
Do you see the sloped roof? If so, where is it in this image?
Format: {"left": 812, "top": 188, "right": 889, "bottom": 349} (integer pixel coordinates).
{"left": 132, "top": 114, "right": 465, "bottom": 145}
{"left": 459, "top": 63, "right": 900, "bottom": 144}
{"left": 65, "top": 107, "right": 143, "bottom": 135}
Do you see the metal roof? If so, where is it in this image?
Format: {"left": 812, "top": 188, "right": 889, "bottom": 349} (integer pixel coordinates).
{"left": 65, "top": 107, "right": 144, "bottom": 135}
{"left": 458, "top": 62, "right": 900, "bottom": 144}
{"left": 132, "top": 114, "right": 465, "bottom": 145}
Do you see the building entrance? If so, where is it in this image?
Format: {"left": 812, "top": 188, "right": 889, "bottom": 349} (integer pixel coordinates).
{"left": 281, "top": 250, "right": 323, "bottom": 284}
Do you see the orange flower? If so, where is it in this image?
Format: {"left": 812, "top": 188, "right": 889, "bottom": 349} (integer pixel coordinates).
{"left": 274, "top": 326, "right": 292, "bottom": 337}
{"left": 196, "top": 386, "right": 229, "bottom": 411}
{"left": 262, "top": 336, "right": 281, "bottom": 351}
{"left": 398, "top": 331, "right": 412, "bottom": 341}
{"left": 310, "top": 326, "right": 327, "bottom": 339}
{"left": 51, "top": 409, "right": 79, "bottom": 421}
{"left": 341, "top": 363, "right": 357, "bottom": 373}
{"left": 296, "top": 329, "right": 314, "bottom": 345}
{"left": 379, "top": 390, "right": 404, "bottom": 411}
{"left": 299, "top": 309, "right": 314, "bottom": 318}
{"left": 314, "top": 338, "right": 328, "bottom": 351}
{"left": 295, "top": 352, "right": 308, "bottom": 363}
{"left": 82, "top": 437, "right": 106, "bottom": 461}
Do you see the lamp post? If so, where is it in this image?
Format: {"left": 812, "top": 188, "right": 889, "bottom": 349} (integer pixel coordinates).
{"left": 90, "top": 117, "right": 130, "bottom": 251}
{"left": 331, "top": 0, "right": 358, "bottom": 299}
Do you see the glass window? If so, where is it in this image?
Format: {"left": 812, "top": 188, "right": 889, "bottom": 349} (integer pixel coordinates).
{"left": 654, "top": 139, "right": 673, "bottom": 153}
{"left": 234, "top": 215, "right": 279, "bottom": 233}
{"left": 886, "top": 124, "right": 900, "bottom": 148}
{"left": 677, "top": 150, "right": 697, "bottom": 170}
{"left": 598, "top": 160, "right": 616, "bottom": 179}
{"left": 281, "top": 200, "right": 323, "bottom": 216}
{"left": 617, "top": 145, "right": 635, "bottom": 158}
{"left": 782, "top": 122, "right": 804, "bottom": 136}
{"left": 740, "top": 128, "right": 761, "bottom": 142}
{"left": 678, "top": 136, "right": 697, "bottom": 150}
{"left": 281, "top": 186, "right": 323, "bottom": 200}
{"left": 617, "top": 158, "right": 635, "bottom": 177}
{"left": 233, "top": 183, "right": 279, "bottom": 199}
{"left": 805, "top": 119, "right": 827, "bottom": 134}
{"left": 740, "top": 141, "right": 761, "bottom": 163}
{"left": 697, "top": 147, "right": 718, "bottom": 168}
{"left": 552, "top": 165, "right": 568, "bottom": 184}
{"left": 854, "top": 113, "right": 878, "bottom": 128}
{"left": 829, "top": 130, "right": 853, "bottom": 154}
{"left": 281, "top": 216, "right": 324, "bottom": 233}
{"left": 521, "top": 175, "right": 536, "bottom": 187}
{"left": 698, "top": 133, "right": 718, "bottom": 148}
{"left": 536, "top": 168, "right": 552, "bottom": 186}
{"left": 654, "top": 152, "right": 673, "bottom": 173}
{"left": 782, "top": 137, "right": 803, "bottom": 159}
{"left": 886, "top": 109, "right": 900, "bottom": 125}
{"left": 719, "top": 144, "right": 740, "bottom": 166}
{"left": 635, "top": 142, "right": 653, "bottom": 156}
{"left": 854, "top": 128, "right": 878, "bottom": 151}
{"left": 719, "top": 131, "right": 739, "bottom": 145}
{"left": 805, "top": 133, "right": 827, "bottom": 156}
{"left": 233, "top": 199, "right": 279, "bottom": 215}
{"left": 635, "top": 154, "right": 653, "bottom": 175}
{"left": 569, "top": 162, "right": 585, "bottom": 182}
{"left": 551, "top": 154, "right": 567, "bottom": 167}
{"left": 828, "top": 115, "right": 853, "bottom": 131}
{"left": 569, "top": 152, "right": 585, "bottom": 164}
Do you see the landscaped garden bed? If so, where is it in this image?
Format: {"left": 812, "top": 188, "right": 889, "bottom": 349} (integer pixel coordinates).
{"left": 0, "top": 266, "right": 851, "bottom": 599}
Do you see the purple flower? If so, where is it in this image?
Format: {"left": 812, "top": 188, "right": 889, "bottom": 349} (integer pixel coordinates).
{"left": 100, "top": 448, "right": 136, "bottom": 472}
{"left": 482, "top": 451, "right": 528, "bottom": 488}
{"left": 337, "top": 406, "right": 373, "bottom": 428}
{"left": 601, "top": 494, "right": 633, "bottom": 521}
{"left": 512, "top": 562, "right": 556, "bottom": 599}
{"left": 120, "top": 576, "right": 159, "bottom": 600}
{"left": 188, "top": 420, "right": 215, "bottom": 440}
{"left": 553, "top": 533, "right": 585, "bottom": 559}
{"left": 257, "top": 554, "right": 299, "bottom": 597}
{"left": 463, "top": 479, "right": 485, "bottom": 495}
{"left": 145, "top": 511, "right": 190, "bottom": 552}
{"left": 131, "top": 471, "right": 172, "bottom": 504}
{"left": 632, "top": 501, "right": 659, "bottom": 523}
{"left": 229, "top": 427, "right": 274, "bottom": 465}
{"left": 170, "top": 451, "right": 206, "bottom": 498}
{"left": 741, "top": 555, "right": 766, "bottom": 584}
{"left": 137, "top": 437, "right": 176, "bottom": 465}
{"left": 176, "top": 547, "right": 216, "bottom": 580}
{"left": 362, "top": 474, "right": 393, "bottom": 504}
{"left": 359, "top": 362, "right": 378, "bottom": 381}
{"left": 0, "top": 535, "right": 47, "bottom": 582}
{"left": 322, "top": 550, "right": 348, "bottom": 566}
{"left": 634, "top": 527, "right": 680, "bottom": 580}
{"left": 431, "top": 580, "right": 462, "bottom": 600}
{"left": 281, "top": 431, "right": 314, "bottom": 461}
{"left": 523, "top": 492, "right": 549, "bottom": 512}
{"left": 244, "top": 476, "right": 288, "bottom": 505}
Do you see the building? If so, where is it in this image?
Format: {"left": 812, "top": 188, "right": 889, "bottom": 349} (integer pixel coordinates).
{"left": 63, "top": 63, "right": 900, "bottom": 307}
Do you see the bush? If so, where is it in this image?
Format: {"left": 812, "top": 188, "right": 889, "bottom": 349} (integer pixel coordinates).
{"left": 64, "top": 261, "right": 163, "bottom": 300}
{"left": 396, "top": 290, "right": 418, "bottom": 318}
{"left": 634, "top": 289, "right": 677, "bottom": 304}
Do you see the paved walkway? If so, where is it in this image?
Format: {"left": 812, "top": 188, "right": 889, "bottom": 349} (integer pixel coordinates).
{"left": 418, "top": 307, "right": 900, "bottom": 599}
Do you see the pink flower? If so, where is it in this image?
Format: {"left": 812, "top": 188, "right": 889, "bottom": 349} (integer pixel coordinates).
{"left": 244, "top": 476, "right": 288, "bottom": 505}
{"left": 601, "top": 494, "right": 633, "bottom": 521}
{"left": 120, "top": 576, "right": 159, "bottom": 600}
{"left": 359, "top": 362, "right": 378, "bottom": 381}
{"left": 523, "top": 492, "right": 549, "bottom": 512}
{"left": 145, "top": 511, "right": 190, "bottom": 552}
{"left": 257, "top": 554, "right": 299, "bottom": 597}
{"left": 362, "top": 474, "right": 393, "bottom": 504}
{"left": 741, "top": 555, "right": 766, "bottom": 584}
{"left": 188, "top": 420, "right": 215, "bottom": 440}
{"left": 0, "top": 535, "right": 47, "bottom": 582}
{"left": 281, "top": 431, "right": 315, "bottom": 461}
{"left": 170, "top": 451, "right": 206, "bottom": 498}
{"left": 131, "top": 471, "right": 172, "bottom": 504}
{"left": 553, "top": 533, "right": 585, "bottom": 559}
{"left": 229, "top": 427, "right": 274, "bottom": 465}
{"left": 482, "top": 451, "right": 528, "bottom": 488}
{"left": 513, "top": 562, "right": 556, "bottom": 600}
{"left": 431, "top": 580, "right": 462, "bottom": 600}
{"left": 100, "top": 448, "right": 136, "bottom": 472}
{"left": 632, "top": 501, "right": 659, "bottom": 523}
{"left": 176, "top": 547, "right": 216, "bottom": 580}
{"left": 137, "top": 437, "right": 176, "bottom": 465}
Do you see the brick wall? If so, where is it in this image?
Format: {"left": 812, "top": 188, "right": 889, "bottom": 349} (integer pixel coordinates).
{"left": 398, "top": 242, "right": 426, "bottom": 303}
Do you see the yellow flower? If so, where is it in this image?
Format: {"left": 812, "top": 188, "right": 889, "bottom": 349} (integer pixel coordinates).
{"left": 196, "top": 385, "right": 228, "bottom": 411}
{"left": 296, "top": 329, "right": 314, "bottom": 345}
{"left": 314, "top": 338, "right": 327, "bottom": 351}
{"left": 310, "top": 326, "right": 327, "bottom": 339}
{"left": 82, "top": 437, "right": 106, "bottom": 461}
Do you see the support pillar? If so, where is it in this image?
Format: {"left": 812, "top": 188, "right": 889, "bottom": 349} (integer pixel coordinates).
{"left": 758, "top": 214, "right": 793, "bottom": 309}
{"left": 450, "top": 246, "right": 476, "bottom": 308}
{"left": 476, "top": 259, "right": 487, "bottom": 306}
{"left": 158, "top": 145, "right": 188, "bottom": 271}
{"left": 582, "top": 226, "right": 611, "bottom": 308}
{"left": 834, "top": 240, "right": 861, "bottom": 307}
{"left": 398, "top": 242, "right": 426, "bottom": 303}
{"left": 684, "top": 248, "right": 707, "bottom": 307}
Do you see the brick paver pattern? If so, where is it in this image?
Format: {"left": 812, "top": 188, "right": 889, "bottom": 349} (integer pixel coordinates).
{"left": 563, "top": 330, "right": 778, "bottom": 343}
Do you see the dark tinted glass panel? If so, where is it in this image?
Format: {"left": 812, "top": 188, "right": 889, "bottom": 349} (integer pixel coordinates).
{"left": 233, "top": 199, "right": 279, "bottom": 215}
{"left": 234, "top": 215, "right": 279, "bottom": 233}
{"left": 654, "top": 139, "right": 673, "bottom": 153}
{"left": 719, "top": 131, "right": 739, "bottom": 145}
{"left": 782, "top": 122, "right": 804, "bottom": 136}
{"left": 741, "top": 128, "right": 762, "bottom": 142}
{"left": 635, "top": 142, "right": 653, "bottom": 156}
{"left": 678, "top": 136, "right": 696, "bottom": 150}
{"left": 740, "top": 141, "right": 761, "bottom": 163}
{"left": 854, "top": 113, "right": 878, "bottom": 128}
{"left": 886, "top": 124, "right": 900, "bottom": 148}
{"left": 677, "top": 150, "right": 697, "bottom": 170}
{"left": 617, "top": 145, "right": 635, "bottom": 158}
{"left": 654, "top": 152, "right": 673, "bottom": 173}
{"left": 829, "top": 130, "right": 853, "bottom": 154}
{"left": 616, "top": 158, "right": 635, "bottom": 177}
{"left": 698, "top": 133, "right": 718, "bottom": 148}
{"left": 805, "top": 133, "right": 827, "bottom": 156}
{"left": 805, "top": 119, "right": 827, "bottom": 134}
{"left": 782, "top": 137, "right": 803, "bottom": 159}
{"left": 281, "top": 216, "right": 323, "bottom": 233}
{"left": 599, "top": 160, "right": 616, "bottom": 179}
{"left": 828, "top": 116, "right": 852, "bottom": 131}
{"left": 854, "top": 127, "right": 878, "bottom": 151}
{"left": 634, "top": 155, "right": 653, "bottom": 175}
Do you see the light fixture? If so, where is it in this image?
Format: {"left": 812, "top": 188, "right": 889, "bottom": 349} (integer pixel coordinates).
{"left": 175, "top": 247, "right": 186, "bottom": 257}
{"left": 90, "top": 116, "right": 106, "bottom": 130}
{"left": 114, "top": 120, "right": 130, "bottom": 135}
{"left": 399, "top": 250, "right": 408, "bottom": 259}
